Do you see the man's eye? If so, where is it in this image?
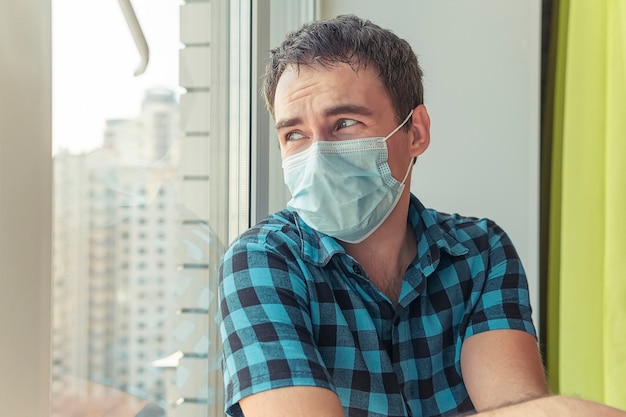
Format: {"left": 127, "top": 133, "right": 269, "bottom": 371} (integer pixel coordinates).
{"left": 337, "top": 119, "right": 358, "bottom": 129}
{"left": 286, "top": 131, "right": 305, "bottom": 141}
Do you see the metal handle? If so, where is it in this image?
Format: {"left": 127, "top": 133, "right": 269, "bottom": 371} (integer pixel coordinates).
{"left": 118, "top": 0, "right": 149, "bottom": 76}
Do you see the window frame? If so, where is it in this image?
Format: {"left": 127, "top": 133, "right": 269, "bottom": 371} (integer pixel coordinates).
{"left": 0, "top": 0, "right": 52, "bottom": 415}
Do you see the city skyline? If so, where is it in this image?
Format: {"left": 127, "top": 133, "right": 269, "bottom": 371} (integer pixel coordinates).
{"left": 51, "top": 88, "right": 221, "bottom": 417}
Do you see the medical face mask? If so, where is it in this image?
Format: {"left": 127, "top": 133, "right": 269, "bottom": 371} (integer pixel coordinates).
{"left": 282, "top": 111, "right": 414, "bottom": 243}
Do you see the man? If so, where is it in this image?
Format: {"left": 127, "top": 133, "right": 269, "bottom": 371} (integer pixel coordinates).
{"left": 219, "top": 15, "right": 625, "bottom": 417}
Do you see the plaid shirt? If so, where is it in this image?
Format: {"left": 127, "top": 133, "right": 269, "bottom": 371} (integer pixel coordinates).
{"left": 219, "top": 194, "right": 536, "bottom": 417}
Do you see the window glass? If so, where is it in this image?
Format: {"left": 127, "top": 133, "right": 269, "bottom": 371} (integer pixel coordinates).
{"left": 52, "top": 1, "right": 314, "bottom": 416}
{"left": 52, "top": 1, "right": 186, "bottom": 415}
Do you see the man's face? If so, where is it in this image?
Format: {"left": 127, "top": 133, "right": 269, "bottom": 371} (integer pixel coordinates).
{"left": 273, "top": 62, "right": 415, "bottom": 183}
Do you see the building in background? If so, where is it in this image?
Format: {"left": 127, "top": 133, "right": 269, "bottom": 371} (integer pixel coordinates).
{"left": 51, "top": 89, "right": 182, "bottom": 416}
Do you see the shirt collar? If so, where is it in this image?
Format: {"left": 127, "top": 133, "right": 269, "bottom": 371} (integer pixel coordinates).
{"left": 408, "top": 194, "right": 469, "bottom": 277}
{"left": 292, "top": 211, "right": 346, "bottom": 267}
{"left": 291, "top": 194, "right": 469, "bottom": 270}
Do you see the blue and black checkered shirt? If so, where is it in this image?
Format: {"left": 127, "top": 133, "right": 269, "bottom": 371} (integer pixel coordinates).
{"left": 219, "top": 194, "right": 536, "bottom": 417}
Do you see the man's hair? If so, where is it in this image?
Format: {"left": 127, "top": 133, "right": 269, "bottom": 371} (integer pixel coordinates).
{"left": 263, "top": 14, "right": 424, "bottom": 125}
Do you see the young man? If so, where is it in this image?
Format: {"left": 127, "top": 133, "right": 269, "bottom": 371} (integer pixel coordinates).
{"left": 219, "top": 15, "right": 626, "bottom": 417}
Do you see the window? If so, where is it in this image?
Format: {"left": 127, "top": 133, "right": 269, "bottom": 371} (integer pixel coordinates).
{"left": 50, "top": 1, "right": 315, "bottom": 416}
{"left": 51, "top": 1, "right": 182, "bottom": 415}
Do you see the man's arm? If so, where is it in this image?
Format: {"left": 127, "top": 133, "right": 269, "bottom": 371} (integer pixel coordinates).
{"left": 236, "top": 331, "right": 626, "bottom": 417}
{"left": 219, "top": 231, "right": 343, "bottom": 417}
{"left": 461, "top": 329, "right": 626, "bottom": 416}
{"left": 237, "top": 387, "right": 626, "bottom": 417}
{"left": 239, "top": 386, "right": 344, "bottom": 417}
{"left": 460, "top": 329, "right": 549, "bottom": 411}
{"left": 477, "top": 395, "right": 626, "bottom": 417}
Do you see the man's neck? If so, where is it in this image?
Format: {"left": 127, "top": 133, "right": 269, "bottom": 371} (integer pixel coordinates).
{"left": 340, "top": 196, "right": 416, "bottom": 303}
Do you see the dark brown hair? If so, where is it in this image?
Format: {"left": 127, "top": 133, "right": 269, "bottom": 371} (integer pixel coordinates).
{"left": 263, "top": 14, "right": 424, "bottom": 126}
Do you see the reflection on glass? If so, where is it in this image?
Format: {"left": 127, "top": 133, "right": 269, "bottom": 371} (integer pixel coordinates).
{"left": 51, "top": 1, "right": 316, "bottom": 415}
{"left": 52, "top": 89, "right": 189, "bottom": 416}
{"left": 50, "top": 0, "right": 224, "bottom": 414}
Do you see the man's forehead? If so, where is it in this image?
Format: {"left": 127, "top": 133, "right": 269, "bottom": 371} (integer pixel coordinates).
{"left": 275, "top": 62, "right": 379, "bottom": 99}
{"left": 273, "top": 62, "right": 391, "bottom": 127}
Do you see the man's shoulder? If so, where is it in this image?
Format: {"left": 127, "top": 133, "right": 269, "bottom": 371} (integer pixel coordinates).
{"left": 220, "top": 209, "right": 306, "bottom": 284}
{"left": 420, "top": 205, "right": 510, "bottom": 253}
{"left": 242, "top": 208, "right": 298, "bottom": 236}
{"left": 229, "top": 208, "right": 303, "bottom": 251}
{"left": 427, "top": 208, "right": 498, "bottom": 233}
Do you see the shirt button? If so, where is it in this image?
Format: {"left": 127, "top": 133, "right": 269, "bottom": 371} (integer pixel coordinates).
{"left": 352, "top": 264, "right": 362, "bottom": 274}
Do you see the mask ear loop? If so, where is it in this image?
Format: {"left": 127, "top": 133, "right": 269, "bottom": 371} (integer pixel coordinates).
{"left": 399, "top": 156, "right": 413, "bottom": 186}
{"left": 383, "top": 110, "right": 414, "bottom": 141}
{"left": 383, "top": 110, "right": 415, "bottom": 185}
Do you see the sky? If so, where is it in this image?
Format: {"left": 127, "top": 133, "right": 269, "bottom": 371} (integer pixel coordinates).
{"left": 52, "top": 0, "right": 180, "bottom": 154}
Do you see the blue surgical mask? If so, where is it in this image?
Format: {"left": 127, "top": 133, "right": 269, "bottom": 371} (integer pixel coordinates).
{"left": 282, "top": 111, "right": 413, "bottom": 243}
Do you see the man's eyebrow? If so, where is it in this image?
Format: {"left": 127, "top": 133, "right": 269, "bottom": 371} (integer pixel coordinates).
{"left": 275, "top": 117, "right": 301, "bottom": 131}
{"left": 275, "top": 105, "right": 373, "bottom": 130}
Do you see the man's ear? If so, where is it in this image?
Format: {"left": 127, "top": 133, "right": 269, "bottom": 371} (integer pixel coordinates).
{"left": 408, "top": 104, "right": 430, "bottom": 158}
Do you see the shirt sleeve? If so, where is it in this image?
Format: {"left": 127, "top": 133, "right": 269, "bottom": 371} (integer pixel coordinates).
{"left": 463, "top": 221, "right": 537, "bottom": 340}
{"left": 218, "top": 229, "right": 334, "bottom": 415}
